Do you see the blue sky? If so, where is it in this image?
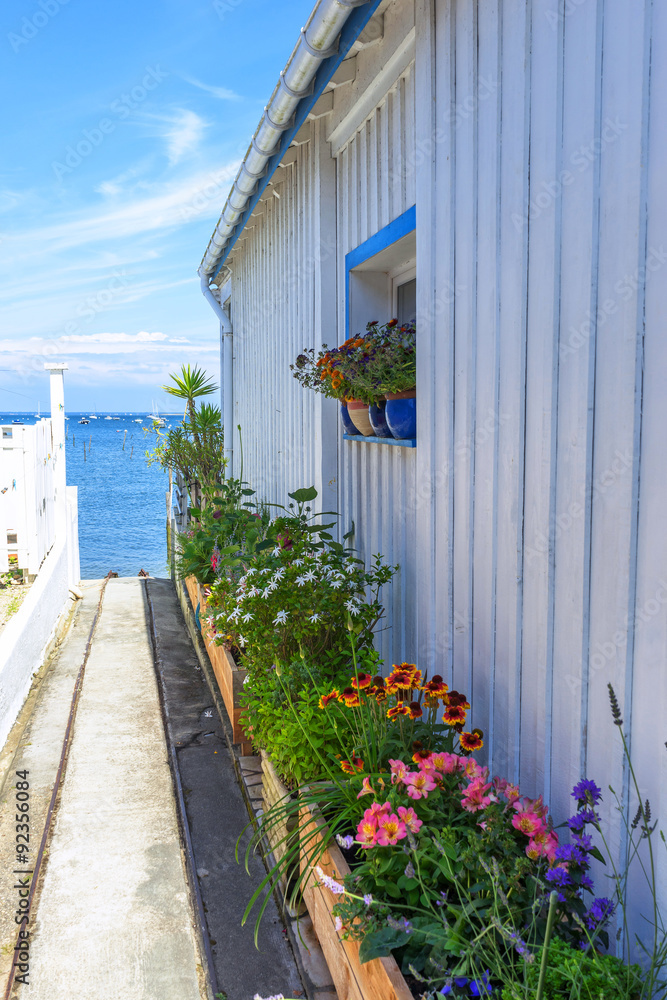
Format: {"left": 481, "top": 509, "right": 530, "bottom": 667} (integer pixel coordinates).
{"left": 0, "top": 0, "right": 313, "bottom": 413}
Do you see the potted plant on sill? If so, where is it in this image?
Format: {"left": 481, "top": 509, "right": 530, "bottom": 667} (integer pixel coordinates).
{"left": 291, "top": 320, "right": 417, "bottom": 441}
{"left": 356, "top": 320, "right": 416, "bottom": 440}
{"left": 291, "top": 346, "right": 367, "bottom": 434}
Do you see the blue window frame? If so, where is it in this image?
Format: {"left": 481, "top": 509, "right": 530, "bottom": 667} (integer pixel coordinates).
{"left": 345, "top": 205, "right": 416, "bottom": 338}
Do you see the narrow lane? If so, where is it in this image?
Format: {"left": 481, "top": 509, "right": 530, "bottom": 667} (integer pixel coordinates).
{"left": 22, "top": 578, "right": 206, "bottom": 1000}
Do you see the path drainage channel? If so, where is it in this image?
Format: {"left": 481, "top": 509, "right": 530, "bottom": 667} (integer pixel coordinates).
{"left": 145, "top": 577, "right": 306, "bottom": 1000}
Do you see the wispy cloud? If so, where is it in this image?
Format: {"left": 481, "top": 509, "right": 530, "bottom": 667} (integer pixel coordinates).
{"left": 183, "top": 75, "right": 242, "bottom": 102}
{"left": 155, "top": 108, "right": 209, "bottom": 163}
{"left": 0, "top": 330, "right": 215, "bottom": 356}
{"left": 0, "top": 165, "right": 239, "bottom": 262}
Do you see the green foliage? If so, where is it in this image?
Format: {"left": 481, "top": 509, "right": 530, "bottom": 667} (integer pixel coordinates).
{"left": 241, "top": 662, "right": 355, "bottom": 787}
{"left": 176, "top": 477, "right": 268, "bottom": 585}
{"left": 208, "top": 487, "right": 396, "bottom": 677}
{"left": 501, "top": 937, "right": 644, "bottom": 1000}
{"left": 147, "top": 403, "right": 225, "bottom": 500}
{"left": 161, "top": 363, "right": 218, "bottom": 410}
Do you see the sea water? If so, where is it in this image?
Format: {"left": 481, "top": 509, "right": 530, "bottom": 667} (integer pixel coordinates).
{"left": 1, "top": 412, "right": 174, "bottom": 579}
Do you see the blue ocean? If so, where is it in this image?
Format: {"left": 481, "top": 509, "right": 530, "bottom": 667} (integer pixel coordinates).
{"left": 1, "top": 412, "right": 175, "bottom": 579}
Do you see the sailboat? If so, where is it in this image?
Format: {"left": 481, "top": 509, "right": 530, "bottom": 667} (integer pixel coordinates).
{"left": 34, "top": 402, "right": 40, "bottom": 419}
{"left": 148, "top": 400, "right": 166, "bottom": 427}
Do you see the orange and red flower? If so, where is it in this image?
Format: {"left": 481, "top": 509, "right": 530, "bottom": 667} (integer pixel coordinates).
{"left": 319, "top": 689, "right": 340, "bottom": 709}
{"left": 387, "top": 703, "right": 410, "bottom": 720}
{"left": 421, "top": 674, "right": 449, "bottom": 699}
{"left": 459, "top": 730, "right": 484, "bottom": 752}
{"left": 351, "top": 672, "right": 372, "bottom": 691}
{"left": 407, "top": 701, "right": 423, "bottom": 720}
{"left": 385, "top": 668, "right": 415, "bottom": 694}
{"left": 443, "top": 705, "right": 467, "bottom": 726}
{"left": 446, "top": 690, "right": 471, "bottom": 710}
{"left": 340, "top": 756, "right": 364, "bottom": 775}
{"left": 339, "top": 687, "right": 361, "bottom": 708}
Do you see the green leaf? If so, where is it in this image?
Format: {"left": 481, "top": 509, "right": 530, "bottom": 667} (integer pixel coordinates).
{"left": 358, "top": 925, "right": 411, "bottom": 964}
{"left": 288, "top": 486, "right": 318, "bottom": 503}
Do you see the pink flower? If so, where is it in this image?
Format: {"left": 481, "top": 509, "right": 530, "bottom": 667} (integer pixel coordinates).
{"left": 459, "top": 757, "right": 485, "bottom": 780}
{"left": 527, "top": 829, "right": 559, "bottom": 863}
{"left": 429, "top": 752, "right": 461, "bottom": 775}
{"left": 461, "top": 777, "right": 495, "bottom": 813}
{"left": 404, "top": 771, "right": 437, "bottom": 800}
{"left": 495, "top": 777, "right": 521, "bottom": 806}
{"left": 375, "top": 813, "right": 407, "bottom": 845}
{"left": 357, "top": 776, "right": 376, "bottom": 799}
{"left": 397, "top": 805, "right": 423, "bottom": 833}
{"left": 367, "top": 802, "right": 391, "bottom": 818}
{"left": 512, "top": 810, "right": 546, "bottom": 838}
{"left": 356, "top": 814, "right": 378, "bottom": 848}
{"left": 389, "top": 759, "right": 409, "bottom": 784}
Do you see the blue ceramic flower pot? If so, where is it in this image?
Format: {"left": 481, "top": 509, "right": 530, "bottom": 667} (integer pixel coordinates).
{"left": 340, "top": 403, "right": 360, "bottom": 435}
{"left": 385, "top": 393, "right": 416, "bottom": 439}
{"left": 368, "top": 400, "right": 394, "bottom": 438}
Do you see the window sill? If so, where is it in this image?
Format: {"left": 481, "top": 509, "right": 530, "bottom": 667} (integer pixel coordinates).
{"left": 343, "top": 434, "right": 416, "bottom": 448}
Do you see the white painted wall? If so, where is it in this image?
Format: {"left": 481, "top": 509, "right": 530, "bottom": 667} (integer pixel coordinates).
{"left": 0, "top": 419, "right": 56, "bottom": 574}
{"left": 221, "top": 0, "right": 666, "bottom": 946}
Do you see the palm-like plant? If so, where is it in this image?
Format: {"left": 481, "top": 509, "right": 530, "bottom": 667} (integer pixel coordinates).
{"left": 162, "top": 364, "right": 218, "bottom": 425}
{"left": 161, "top": 365, "right": 220, "bottom": 508}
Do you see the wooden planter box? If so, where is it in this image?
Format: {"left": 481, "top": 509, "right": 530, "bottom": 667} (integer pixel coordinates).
{"left": 300, "top": 804, "right": 415, "bottom": 1000}
{"left": 185, "top": 575, "right": 252, "bottom": 754}
{"left": 260, "top": 750, "right": 305, "bottom": 906}
{"left": 261, "top": 751, "right": 297, "bottom": 865}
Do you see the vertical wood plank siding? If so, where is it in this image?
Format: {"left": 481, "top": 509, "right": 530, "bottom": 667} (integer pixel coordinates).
{"left": 224, "top": 0, "right": 665, "bottom": 936}
{"left": 336, "top": 66, "right": 418, "bottom": 668}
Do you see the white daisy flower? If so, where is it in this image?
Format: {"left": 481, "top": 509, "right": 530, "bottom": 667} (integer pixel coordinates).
{"left": 296, "top": 575, "right": 307, "bottom": 587}
{"left": 272, "top": 546, "right": 281, "bottom": 557}
{"left": 293, "top": 558, "right": 304, "bottom": 567}
{"left": 308, "top": 613, "right": 321, "bottom": 623}
{"left": 330, "top": 579, "right": 343, "bottom": 590}
{"left": 242, "top": 612, "right": 254, "bottom": 623}
{"left": 345, "top": 600, "right": 361, "bottom": 615}
{"left": 273, "top": 610, "right": 288, "bottom": 625}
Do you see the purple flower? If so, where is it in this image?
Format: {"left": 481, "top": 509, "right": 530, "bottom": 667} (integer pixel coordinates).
{"left": 363, "top": 893, "right": 373, "bottom": 906}
{"left": 545, "top": 866, "right": 571, "bottom": 887}
{"left": 586, "top": 896, "right": 615, "bottom": 929}
{"left": 555, "top": 844, "right": 587, "bottom": 866}
{"left": 568, "top": 809, "right": 600, "bottom": 831}
{"left": 572, "top": 832, "right": 594, "bottom": 852}
{"left": 571, "top": 780, "right": 602, "bottom": 806}
{"left": 580, "top": 874, "right": 594, "bottom": 891}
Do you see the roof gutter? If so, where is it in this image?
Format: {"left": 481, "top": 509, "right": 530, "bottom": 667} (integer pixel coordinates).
{"left": 198, "top": 0, "right": 381, "bottom": 283}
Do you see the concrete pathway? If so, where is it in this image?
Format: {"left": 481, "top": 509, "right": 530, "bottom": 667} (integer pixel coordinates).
{"left": 20, "top": 578, "right": 206, "bottom": 1000}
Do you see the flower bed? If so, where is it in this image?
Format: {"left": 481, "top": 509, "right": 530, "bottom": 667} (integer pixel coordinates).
{"left": 185, "top": 574, "right": 251, "bottom": 753}
{"left": 300, "top": 801, "right": 415, "bottom": 1000}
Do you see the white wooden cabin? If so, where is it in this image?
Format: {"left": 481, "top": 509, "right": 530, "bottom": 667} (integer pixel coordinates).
{"left": 199, "top": 0, "right": 667, "bottom": 945}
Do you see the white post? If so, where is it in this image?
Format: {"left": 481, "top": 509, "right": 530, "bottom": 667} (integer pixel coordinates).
{"left": 45, "top": 363, "right": 68, "bottom": 540}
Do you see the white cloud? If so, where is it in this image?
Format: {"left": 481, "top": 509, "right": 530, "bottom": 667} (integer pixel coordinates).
{"left": 157, "top": 109, "right": 209, "bottom": 164}
{"left": 0, "top": 331, "right": 217, "bottom": 356}
{"left": 0, "top": 164, "right": 240, "bottom": 261}
{"left": 62, "top": 331, "right": 168, "bottom": 344}
{"left": 183, "top": 76, "right": 242, "bottom": 102}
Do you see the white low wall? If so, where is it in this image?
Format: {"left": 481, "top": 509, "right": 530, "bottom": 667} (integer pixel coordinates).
{"left": 0, "top": 493, "right": 80, "bottom": 750}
